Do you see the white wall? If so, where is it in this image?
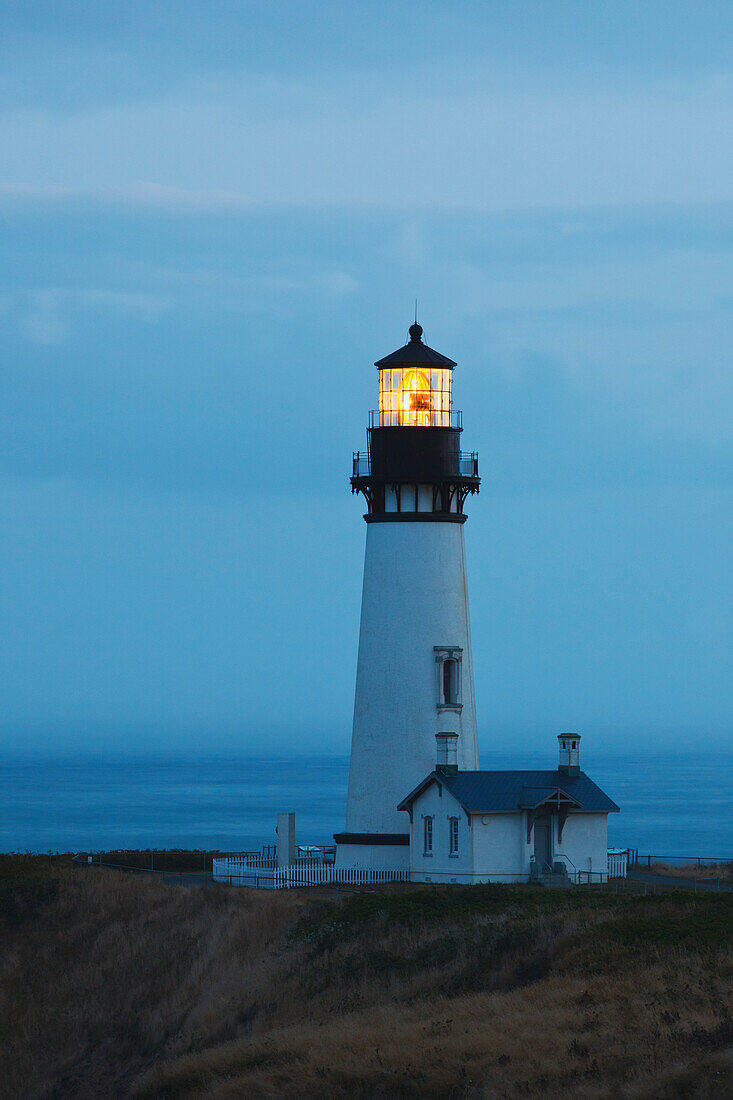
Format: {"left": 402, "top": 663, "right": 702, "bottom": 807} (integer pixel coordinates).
{"left": 343, "top": 521, "right": 479, "bottom": 839}
{"left": 335, "top": 842, "right": 409, "bottom": 871}
{"left": 405, "top": 790, "right": 611, "bottom": 884}
{"left": 555, "top": 813, "right": 609, "bottom": 879}
{"left": 469, "top": 813, "right": 528, "bottom": 882}
{"left": 406, "top": 782, "right": 474, "bottom": 884}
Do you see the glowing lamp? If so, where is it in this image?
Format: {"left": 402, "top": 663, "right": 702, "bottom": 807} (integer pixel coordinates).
{"left": 375, "top": 323, "right": 455, "bottom": 427}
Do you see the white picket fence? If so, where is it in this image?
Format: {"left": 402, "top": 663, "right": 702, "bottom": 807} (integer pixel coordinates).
{"left": 221, "top": 856, "right": 276, "bottom": 870}
{"left": 214, "top": 852, "right": 628, "bottom": 888}
{"left": 213, "top": 858, "right": 408, "bottom": 889}
{"left": 607, "top": 849, "right": 629, "bottom": 878}
{"left": 272, "top": 865, "right": 408, "bottom": 889}
{"left": 215, "top": 855, "right": 327, "bottom": 871}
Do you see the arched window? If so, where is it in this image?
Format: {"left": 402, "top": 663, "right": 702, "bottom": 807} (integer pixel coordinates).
{"left": 435, "top": 647, "right": 463, "bottom": 710}
{"left": 449, "top": 817, "right": 459, "bottom": 855}
{"left": 443, "top": 659, "right": 457, "bottom": 705}
{"left": 424, "top": 816, "right": 433, "bottom": 854}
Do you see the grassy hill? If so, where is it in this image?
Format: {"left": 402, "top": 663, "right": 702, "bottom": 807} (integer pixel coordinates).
{"left": 0, "top": 854, "right": 731, "bottom": 1098}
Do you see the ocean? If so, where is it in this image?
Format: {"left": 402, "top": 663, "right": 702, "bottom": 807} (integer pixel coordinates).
{"left": 1, "top": 751, "right": 731, "bottom": 858}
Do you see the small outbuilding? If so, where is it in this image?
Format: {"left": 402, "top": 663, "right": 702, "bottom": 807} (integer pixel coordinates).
{"left": 397, "top": 733, "right": 619, "bottom": 884}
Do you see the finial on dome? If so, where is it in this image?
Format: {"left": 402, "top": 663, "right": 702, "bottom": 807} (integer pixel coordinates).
{"left": 409, "top": 322, "right": 423, "bottom": 342}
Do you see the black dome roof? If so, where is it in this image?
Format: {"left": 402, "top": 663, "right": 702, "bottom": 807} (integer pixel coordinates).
{"left": 374, "top": 325, "right": 457, "bottom": 369}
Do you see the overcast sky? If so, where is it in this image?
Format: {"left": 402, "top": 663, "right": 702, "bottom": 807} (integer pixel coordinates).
{"left": 1, "top": 1, "right": 731, "bottom": 758}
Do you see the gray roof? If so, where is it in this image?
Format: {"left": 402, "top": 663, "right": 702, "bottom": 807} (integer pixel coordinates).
{"left": 374, "top": 324, "right": 457, "bottom": 369}
{"left": 398, "top": 770, "right": 619, "bottom": 815}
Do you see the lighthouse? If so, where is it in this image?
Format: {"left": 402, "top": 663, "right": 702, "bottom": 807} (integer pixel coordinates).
{"left": 335, "top": 323, "right": 481, "bottom": 870}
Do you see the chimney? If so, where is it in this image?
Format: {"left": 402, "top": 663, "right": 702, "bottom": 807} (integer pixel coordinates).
{"left": 436, "top": 732, "right": 459, "bottom": 776}
{"left": 557, "top": 732, "right": 581, "bottom": 777}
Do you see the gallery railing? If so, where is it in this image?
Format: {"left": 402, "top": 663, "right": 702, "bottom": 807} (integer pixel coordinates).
{"left": 369, "top": 409, "right": 463, "bottom": 429}
{"left": 352, "top": 451, "right": 479, "bottom": 478}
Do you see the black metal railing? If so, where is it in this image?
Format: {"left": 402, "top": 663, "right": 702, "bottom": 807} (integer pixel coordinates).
{"left": 629, "top": 851, "right": 733, "bottom": 868}
{"left": 369, "top": 409, "right": 463, "bottom": 429}
{"left": 459, "top": 452, "right": 479, "bottom": 478}
{"left": 352, "top": 451, "right": 479, "bottom": 478}
{"left": 353, "top": 452, "right": 370, "bottom": 476}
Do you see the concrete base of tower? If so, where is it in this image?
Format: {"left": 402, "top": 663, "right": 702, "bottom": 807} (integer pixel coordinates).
{"left": 334, "top": 833, "right": 410, "bottom": 871}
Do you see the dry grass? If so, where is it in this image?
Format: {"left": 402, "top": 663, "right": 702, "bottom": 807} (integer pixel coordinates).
{"left": 136, "top": 970, "right": 733, "bottom": 1100}
{"left": 0, "top": 855, "right": 731, "bottom": 1099}
{"left": 648, "top": 861, "right": 733, "bottom": 884}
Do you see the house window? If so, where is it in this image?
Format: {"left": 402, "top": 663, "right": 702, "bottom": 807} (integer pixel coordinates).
{"left": 449, "top": 817, "right": 459, "bottom": 855}
{"left": 424, "top": 816, "right": 433, "bottom": 854}
{"left": 434, "top": 647, "right": 463, "bottom": 710}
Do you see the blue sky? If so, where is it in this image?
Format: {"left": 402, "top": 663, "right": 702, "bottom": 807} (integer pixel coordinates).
{"left": 1, "top": 1, "right": 731, "bottom": 757}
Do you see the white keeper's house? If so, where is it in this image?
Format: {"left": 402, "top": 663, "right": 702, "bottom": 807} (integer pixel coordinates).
{"left": 333, "top": 322, "right": 620, "bottom": 885}
{"left": 397, "top": 732, "right": 619, "bottom": 884}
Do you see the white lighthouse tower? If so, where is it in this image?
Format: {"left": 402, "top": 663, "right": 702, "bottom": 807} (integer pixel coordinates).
{"left": 335, "top": 323, "right": 481, "bottom": 870}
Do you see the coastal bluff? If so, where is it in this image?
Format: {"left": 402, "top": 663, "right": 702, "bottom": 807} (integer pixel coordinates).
{"left": 1, "top": 853, "right": 731, "bottom": 1098}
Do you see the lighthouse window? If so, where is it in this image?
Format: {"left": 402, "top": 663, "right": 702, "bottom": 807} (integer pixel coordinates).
{"left": 398, "top": 369, "right": 432, "bottom": 425}
{"left": 443, "top": 660, "right": 457, "bottom": 705}
{"left": 424, "top": 816, "right": 433, "bottom": 854}
{"left": 378, "top": 365, "right": 453, "bottom": 427}
{"left": 435, "top": 647, "right": 463, "bottom": 710}
{"left": 449, "top": 817, "right": 459, "bottom": 855}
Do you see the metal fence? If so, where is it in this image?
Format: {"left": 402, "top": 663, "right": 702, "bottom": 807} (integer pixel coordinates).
{"left": 352, "top": 449, "right": 479, "bottom": 479}
{"left": 368, "top": 409, "right": 463, "bottom": 429}
{"left": 628, "top": 850, "right": 732, "bottom": 868}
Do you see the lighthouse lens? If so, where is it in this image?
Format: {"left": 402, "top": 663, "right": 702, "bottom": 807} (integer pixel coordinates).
{"left": 378, "top": 366, "right": 453, "bottom": 426}
{"left": 398, "top": 370, "right": 431, "bottom": 425}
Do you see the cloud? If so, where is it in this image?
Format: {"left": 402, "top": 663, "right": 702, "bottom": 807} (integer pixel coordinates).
{"left": 0, "top": 183, "right": 74, "bottom": 202}
{"left": 0, "top": 182, "right": 258, "bottom": 211}
{"left": 3, "top": 72, "right": 733, "bottom": 211}
{"left": 1, "top": 3, "right": 732, "bottom": 750}
{"left": 0, "top": 287, "right": 174, "bottom": 344}
{"left": 98, "top": 183, "right": 257, "bottom": 211}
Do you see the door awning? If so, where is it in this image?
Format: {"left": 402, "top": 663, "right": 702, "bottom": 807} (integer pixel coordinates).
{"left": 520, "top": 786, "right": 583, "bottom": 842}
{"left": 518, "top": 785, "right": 581, "bottom": 810}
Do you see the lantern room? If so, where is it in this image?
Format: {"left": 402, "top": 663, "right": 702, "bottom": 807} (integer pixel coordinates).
{"left": 374, "top": 323, "right": 457, "bottom": 427}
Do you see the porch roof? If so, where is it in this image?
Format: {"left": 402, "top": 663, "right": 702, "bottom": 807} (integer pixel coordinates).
{"left": 517, "top": 785, "right": 581, "bottom": 810}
